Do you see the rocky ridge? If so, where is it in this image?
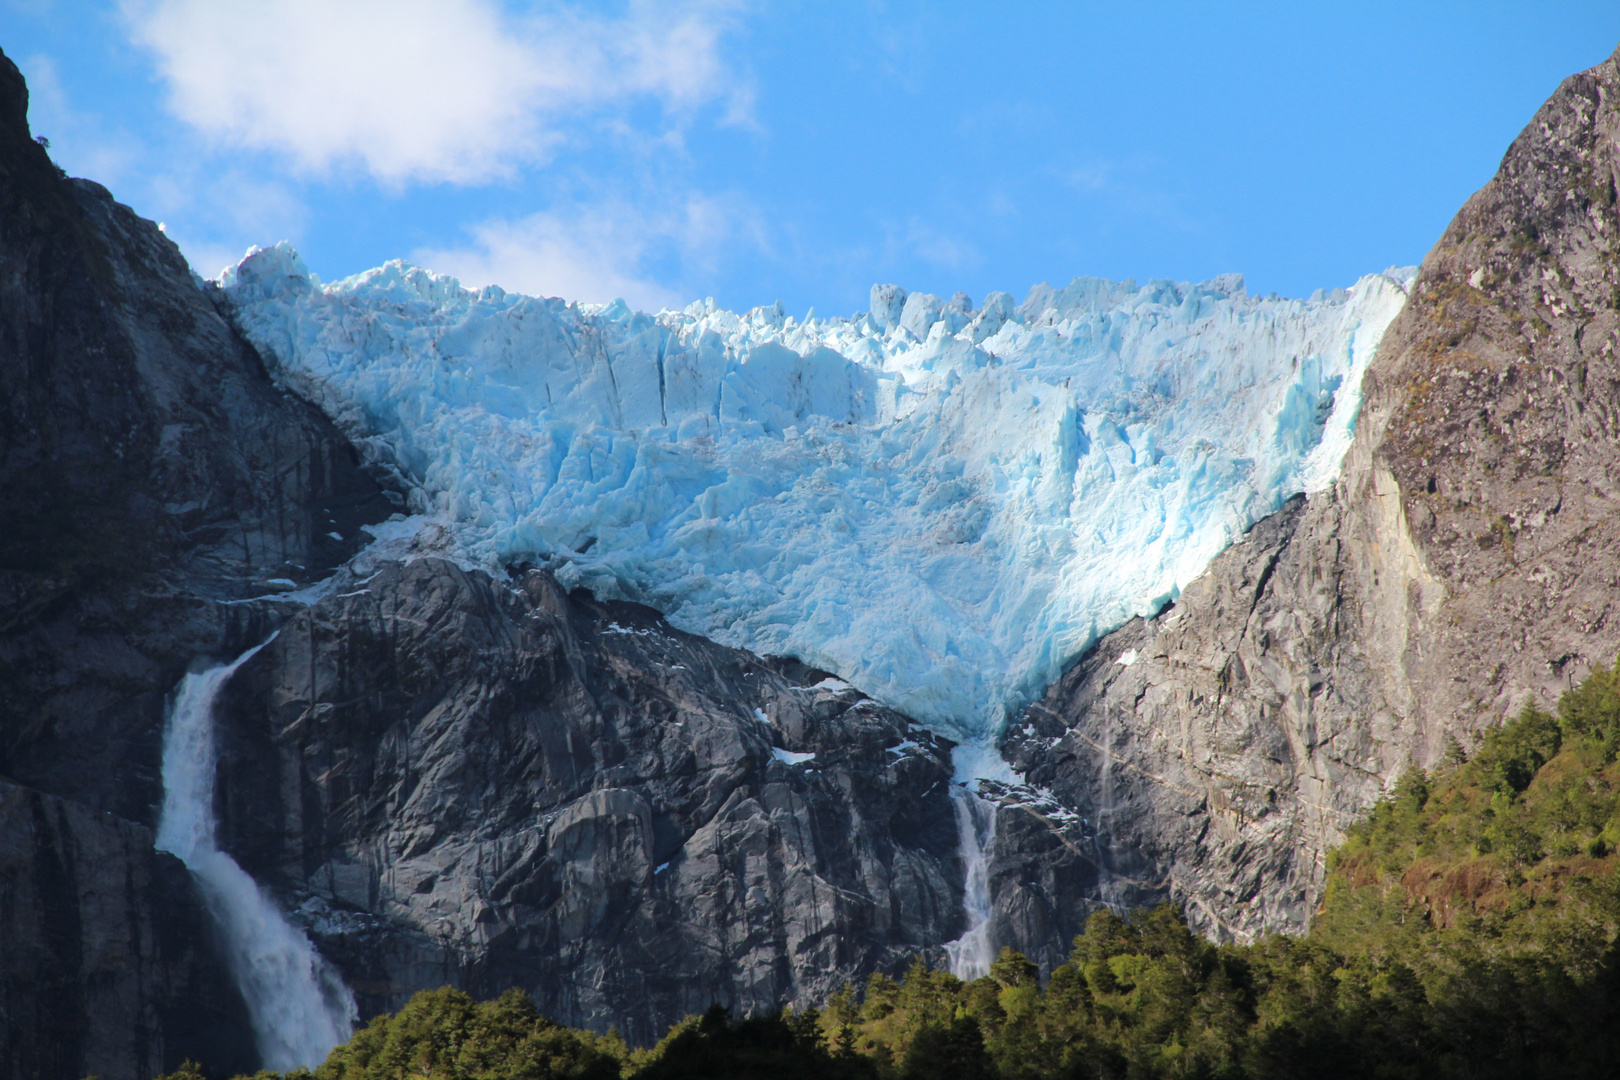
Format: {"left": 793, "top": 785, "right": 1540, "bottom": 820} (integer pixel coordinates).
{"left": 0, "top": 42, "right": 395, "bottom": 1079}
{"left": 210, "top": 551, "right": 964, "bottom": 1045}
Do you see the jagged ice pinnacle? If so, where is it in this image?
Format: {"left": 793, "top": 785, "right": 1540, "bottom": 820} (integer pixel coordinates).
{"left": 221, "top": 248, "right": 1410, "bottom": 766}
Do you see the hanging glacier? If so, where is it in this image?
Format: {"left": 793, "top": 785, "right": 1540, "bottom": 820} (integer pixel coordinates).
{"left": 220, "top": 247, "right": 1411, "bottom": 761}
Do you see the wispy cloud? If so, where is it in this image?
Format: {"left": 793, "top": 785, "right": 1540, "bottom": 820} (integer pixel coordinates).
{"left": 412, "top": 190, "right": 765, "bottom": 311}
{"left": 903, "top": 218, "right": 976, "bottom": 271}
{"left": 122, "top": 0, "right": 751, "bottom": 186}
{"left": 1061, "top": 155, "right": 1200, "bottom": 233}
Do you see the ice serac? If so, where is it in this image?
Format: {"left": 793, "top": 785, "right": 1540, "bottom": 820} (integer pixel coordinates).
{"left": 985, "top": 42, "right": 1620, "bottom": 963}
{"left": 221, "top": 245, "right": 1411, "bottom": 756}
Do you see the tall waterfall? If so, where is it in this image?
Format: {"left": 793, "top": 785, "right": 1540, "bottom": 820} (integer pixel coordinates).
{"left": 155, "top": 641, "right": 357, "bottom": 1070}
{"left": 943, "top": 787, "right": 997, "bottom": 979}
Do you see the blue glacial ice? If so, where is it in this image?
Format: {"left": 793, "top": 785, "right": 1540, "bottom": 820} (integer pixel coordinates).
{"left": 221, "top": 246, "right": 1410, "bottom": 765}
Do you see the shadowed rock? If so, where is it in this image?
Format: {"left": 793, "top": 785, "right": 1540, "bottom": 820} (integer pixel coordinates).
{"left": 212, "top": 555, "right": 964, "bottom": 1045}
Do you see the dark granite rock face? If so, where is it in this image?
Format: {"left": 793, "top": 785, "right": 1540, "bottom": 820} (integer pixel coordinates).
{"left": 0, "top": 46, "right": 395, "bottom": 827}
{"left": 982, "top": 43, "right": 1620, "bottom": 960}
{"left": 210, "top": 554, "right": 964, "bottom": 1045}
{"left": 0, "top": 779, "right": 258, "bottom": 1079}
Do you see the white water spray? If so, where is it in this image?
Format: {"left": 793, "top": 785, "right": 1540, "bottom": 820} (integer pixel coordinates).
{"left": 155, "top": 641, "right": 357, "bottom": 1070}
{"left": 943, "top": 786, "right": 997, "bottom": 979}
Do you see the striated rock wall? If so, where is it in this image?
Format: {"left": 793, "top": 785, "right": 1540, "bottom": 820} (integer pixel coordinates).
{"left": 0, "top": 46, "right": 394, "bottom": 828}
{"left": 987, "top": 42, "right": 1620, "bottom": 961}
{"left": 209, "top": 554, "right": 964, "bottom": 1045}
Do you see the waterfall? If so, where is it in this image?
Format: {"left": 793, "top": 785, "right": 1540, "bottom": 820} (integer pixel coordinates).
{"left": 943, "top": 786, "right": 997, "bottom": 979}
{"left": 155, "top": 641, "right": 357, "bottom": 1071}
{"left": 1091, "top": 707, "right": 1126, "bottom": 913}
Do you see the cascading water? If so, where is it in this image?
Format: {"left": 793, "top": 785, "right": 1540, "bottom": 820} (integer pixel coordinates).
{"left": 1090, "top": 709, "right": 1126, "bottom": 913}
{"left": 154, "top": 640, "right": 357, "bottom": 1070}
{"left": 943, "top": 786, "right": 998, "bottom": 979}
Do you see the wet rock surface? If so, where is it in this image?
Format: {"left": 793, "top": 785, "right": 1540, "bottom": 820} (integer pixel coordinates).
{"left": 987, "top": 44, "right": 1620, "bottom": 955}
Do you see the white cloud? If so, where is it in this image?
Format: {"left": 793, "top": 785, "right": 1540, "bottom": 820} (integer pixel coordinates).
{"left": 412, "top": 191, "right": 760, "bottom": 311}
{"left": 904, "top": 219, "right": 976, "bottom": 271}
{"left": 123, "top": 0, "right": 749, "bottom": 185}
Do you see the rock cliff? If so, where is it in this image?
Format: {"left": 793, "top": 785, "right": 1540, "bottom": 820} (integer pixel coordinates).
{"left": 209, "top": 553, "right": 963, "bottom": 1045}
{"left": 0, "top": 42, "right": 392, "bottom": 1079}
{"left": 985, "top": 42, "right": 1620, "bottom": 962}
{"left": 0, "top": 779, "right": 257, "bottom": 1078}
{"left": 0, "top": 50, "right": 395, "bottom": 827}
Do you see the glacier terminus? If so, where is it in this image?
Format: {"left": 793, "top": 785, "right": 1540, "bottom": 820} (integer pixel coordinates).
{"left": 222, "top": 246, "right": 1411, "bottom": 775}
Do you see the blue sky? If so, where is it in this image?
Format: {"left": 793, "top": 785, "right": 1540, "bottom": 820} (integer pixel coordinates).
{"left": 5, "top": 1, "right": 1619, "bottom": 315}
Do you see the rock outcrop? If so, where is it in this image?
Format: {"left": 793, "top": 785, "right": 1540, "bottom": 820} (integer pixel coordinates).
{"left": 0, "top": 779, "right": 258, "bottom": 1079}
{"left": 0, "top": 43, "right": 395, "bottom": 1079}
{"left": 0, "top": 48, "right": 395, "bottom": 827}
{"left": 207, "top": 552, "right": 962, "bottom": 1045}
{"left": 986, "top": 43, "right": 1620, "bottom": 961}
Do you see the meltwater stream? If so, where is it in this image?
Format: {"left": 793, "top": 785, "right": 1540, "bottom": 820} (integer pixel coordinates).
{"left": 943, "top": 787, "right": 998, "bottom": 979}
{"left": 154, "top": 641, "right": 357, "bottom": 1070}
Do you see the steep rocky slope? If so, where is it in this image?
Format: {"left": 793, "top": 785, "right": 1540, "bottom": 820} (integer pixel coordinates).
{"left": 986, "top": 42, "right": 1620, "bottom": 962}
{"left": 209, "top": 552, "right": 963, "bottom": 1045}
{"left": 0, "top": 51, "right": 394, "bottom": 827}
{"left": 0, "top": 779, "right": 257, "bottom": 1078}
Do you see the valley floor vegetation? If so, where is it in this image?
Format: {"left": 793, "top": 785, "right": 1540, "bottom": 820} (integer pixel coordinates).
{"left": 160, "top": 663, "right": 1620, "bottom": 1080}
